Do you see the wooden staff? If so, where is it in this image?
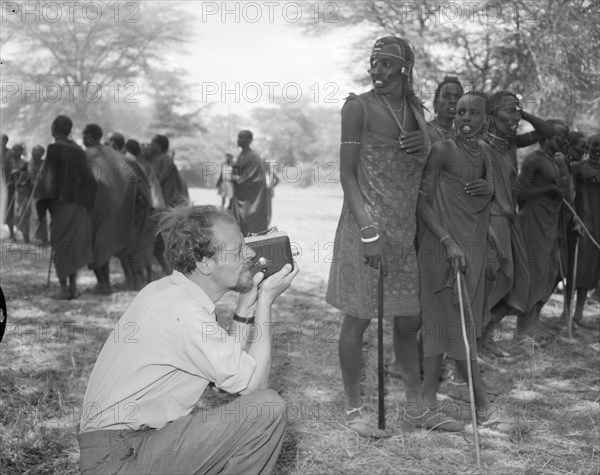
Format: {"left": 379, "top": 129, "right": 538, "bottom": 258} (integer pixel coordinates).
{"left": 456, "top": 271, "right": 482, "bottom": 468}
{"left": 47, "top": 247, "right": 54, "bottom": 287}
{"left": 15, "top": 160, "right": 46, "bottom": 234}
{"left": 557, "top": 250, "right": 571, "bottom": 338}
{"left": 568, "top": 236, "right": 580, "bottom": 337}
{"left": 377, "top": 263, "right": 385, "bottom": 430}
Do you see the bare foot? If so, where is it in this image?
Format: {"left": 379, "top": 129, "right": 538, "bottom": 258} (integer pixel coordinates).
{"left": 403, "top": 405, "right": 463, "bottom": 432}
{"left": 344, "top": 405, "right": 392, "bottom": 439}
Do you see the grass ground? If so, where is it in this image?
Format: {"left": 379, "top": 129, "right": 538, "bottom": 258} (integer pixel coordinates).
{"left": 1, "top": 185, "right": 599, "bottom": 474}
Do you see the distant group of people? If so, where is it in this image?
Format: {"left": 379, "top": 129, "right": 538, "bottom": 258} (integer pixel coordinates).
{"left": 1, "top": 137, "right": 48, "bottom": 245}
{"left": 217, "top": 130, "right": 279, "bottom": 236}
{"left": 1, "top": 117, "right": 189, "bottom": 299}
{"left": 0, "top": 123, "right": 285, "bottom": 298}
{"left": 327, "top": 36, "right": 600, "bottom": 439}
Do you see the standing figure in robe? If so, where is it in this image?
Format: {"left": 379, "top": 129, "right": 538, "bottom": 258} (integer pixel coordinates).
{"left": 36, "top": 116, "right": 96, "bottom": 299}
{"left": 327, "top": 37, "right": 435, "bottom": 437}
{"left": 84, "top": 124, "right": 136, "bottom": 294}
{"left": 515, "top": 122, "right": 571, "bottom": 341}
{"left": 570, "top": 134, "right": 600, "bottom": 323}
{"left": 480, "top": 91, "right": 553, "bottom": 352}
{"left": 231, "top": 130, "right": 269, "bottom": 236}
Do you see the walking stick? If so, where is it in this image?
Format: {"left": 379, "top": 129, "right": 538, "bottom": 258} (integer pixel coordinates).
{"left": 562, "top": 198, "right": 600, "bottom": 251}
{"left": 377, "top": 263, "right": 385, "bottom": 430}
{"left": 568, "top": 236, "right": 580, "bottom": 337}
{"left": 4, "top": 191, "right": 16, "bottom": 224}
{"left": 46, "top": 248, "right": 54, "bottom": 287}
{"left": 14, "top": 160, "right": 46, "bottom": 234}
{"left": 557, "top": 250, "right": 570, "bottom": 336}
{"left": 15, "top": 187, "right": 38, "bottom": 232}
{"left": 456, "top": 271, "right": 482, "bottom": 468}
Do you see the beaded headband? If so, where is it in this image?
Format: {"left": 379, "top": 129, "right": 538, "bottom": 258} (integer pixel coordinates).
{"left": 372, "top": 42, "right": 406, "bottom": 62}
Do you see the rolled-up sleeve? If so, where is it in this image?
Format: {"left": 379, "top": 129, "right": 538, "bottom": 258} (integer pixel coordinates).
{"left": 173, "top": 313, "right": 257, "bottom": 394}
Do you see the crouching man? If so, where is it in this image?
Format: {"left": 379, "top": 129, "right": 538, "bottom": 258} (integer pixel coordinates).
{"left": 78, "top": 204, "right": 299, "bottom": 474}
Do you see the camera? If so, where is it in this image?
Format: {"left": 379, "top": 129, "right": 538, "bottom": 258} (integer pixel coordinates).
{"left": 245, "top": 230, "right": 294, "bottom": 279}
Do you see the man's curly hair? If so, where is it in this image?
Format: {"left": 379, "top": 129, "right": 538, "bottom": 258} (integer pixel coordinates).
{"left": 156, "top": 204, "right": 238, "bottom": 274}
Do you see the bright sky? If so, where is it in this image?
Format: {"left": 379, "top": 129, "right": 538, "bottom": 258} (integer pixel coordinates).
{"left": 178, "top": 1, "right": 369, "bottom": 116}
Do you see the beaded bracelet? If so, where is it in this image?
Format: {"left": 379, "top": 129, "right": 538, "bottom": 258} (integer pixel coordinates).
{"left": 361, "top": 234, "right": 380, "bottom": 243}
{"left": 341, "top": 141, "right": 361, "bottom": 145}
{"left": 440, "top": 234, "right": 451, "bottom": 243}
{"left": 360, "top": 224, "right": 376, "bottom": 233}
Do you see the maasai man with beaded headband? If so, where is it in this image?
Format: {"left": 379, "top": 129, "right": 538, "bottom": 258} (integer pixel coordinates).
{"left": 417, "top": 91, "right": 528, "bottom": 433}
{"left": 428, "top": 76, "right": 463, "bottom": 142}
{"left": 479, "top": 91, "right": 554, "bottom": 354}
{"left": 327, "top": 36, "right": 434, "bottom": 437}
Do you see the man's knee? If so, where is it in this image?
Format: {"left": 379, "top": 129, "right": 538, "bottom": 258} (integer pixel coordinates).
{"left": 246, "top": 389, "right": 286, "bottom": 424}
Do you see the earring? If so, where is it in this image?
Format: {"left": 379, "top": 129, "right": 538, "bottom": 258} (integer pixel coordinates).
{"left": 401, "top": 67, "right": 407, "bottom": 74}
{"left": 481, "top": 120, "right": 489, "bottom": 136}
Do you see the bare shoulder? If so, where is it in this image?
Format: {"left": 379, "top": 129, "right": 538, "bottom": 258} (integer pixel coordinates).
{"left": 341, "top": 93, "right": 365, "bottom": 116}
{"left": 425, "top": 140, "right": 453, "bottom": 168}
{"left": 479, "top": 140, "right": 492, "bottom": 153}
{"left": 570, "top": 160, "right": 584, "bottom": 174}
{"left": 571, "top": 161, "right": 592, "bottom": 180}
{"left": 340, "top": 93, "right": 366, "bottom": 139}
{"left": 431, "top": 139, "right": 454, "bottom": 157}
{"left": 521, "top": 150, "right": 543, "bottom": 167}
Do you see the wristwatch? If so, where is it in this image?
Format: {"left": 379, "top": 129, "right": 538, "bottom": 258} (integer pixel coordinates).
{"left": 233, "top": 313, "right": 255, "bottom": 325}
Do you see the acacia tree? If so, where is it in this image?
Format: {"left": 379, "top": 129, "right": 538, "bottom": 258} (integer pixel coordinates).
{"left": 250, "top": 99, "right": 340, "bottom": 186}
{"left": 303, "top": 0, "right": 599, "bottom": 131}
{"left": 514, "top": 0, "right": 600, "bottom": 126}
{"left": 0, "top": 1, "right": 193, "bottom": 144}
{"left": 147, "top": 68, "right": 206, "bottom": 139}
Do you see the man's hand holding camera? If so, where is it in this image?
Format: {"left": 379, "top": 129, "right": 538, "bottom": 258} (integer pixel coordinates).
{"left": 257, "top": 263, "right": 298, "bottom": 306}
{"left": 235, "top": 264, "right": 299, "bottom": 321}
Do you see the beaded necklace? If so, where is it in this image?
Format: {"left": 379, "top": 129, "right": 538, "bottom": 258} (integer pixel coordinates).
{"left": 431, "top": 118, "right": 454, "bottom": 141}
{"left": 374, "top": 92, "right": 407, "bottom": 141}
{"left": 456, "top": 137, "right": 481, "bottom": 158}
{"left": 486, "top": 133, "right": 510, "bottom": 153}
